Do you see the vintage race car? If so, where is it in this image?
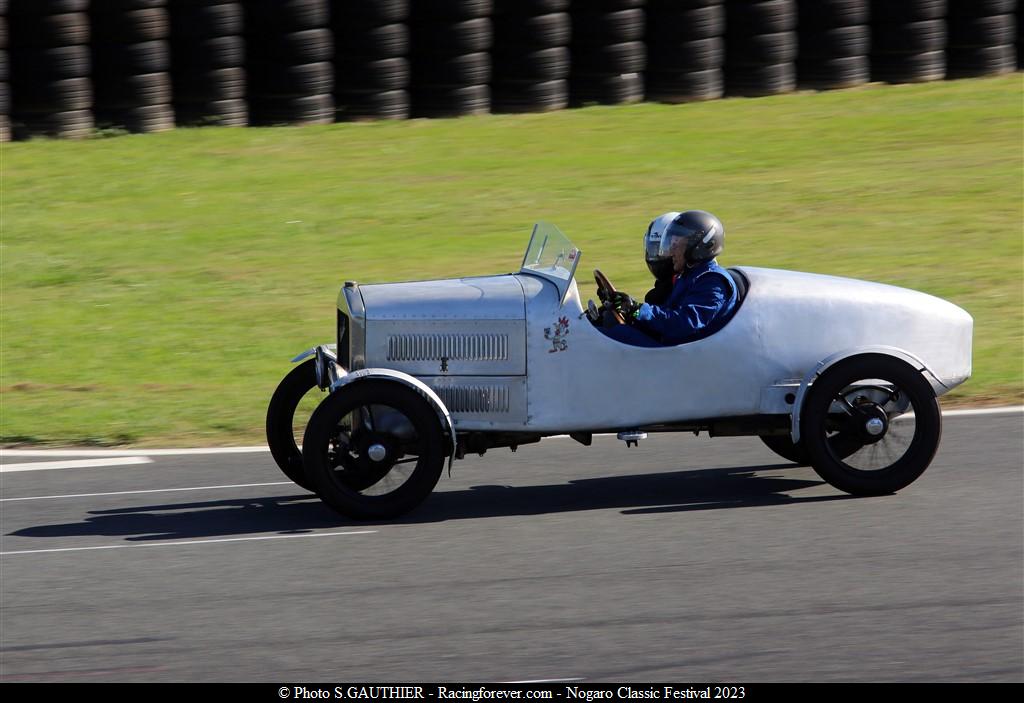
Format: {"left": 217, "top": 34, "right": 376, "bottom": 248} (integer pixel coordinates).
{"left": 267, "top": 222, "right": 973, "bottom": 520}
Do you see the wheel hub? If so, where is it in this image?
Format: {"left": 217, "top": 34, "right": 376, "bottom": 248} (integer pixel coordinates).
{"left": 850, "top": 400, "right": 889, "bottom": 444}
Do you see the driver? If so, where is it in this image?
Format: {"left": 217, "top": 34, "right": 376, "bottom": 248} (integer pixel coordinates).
{"left": 601, "top": 210, "right": 737, "bottom": 347}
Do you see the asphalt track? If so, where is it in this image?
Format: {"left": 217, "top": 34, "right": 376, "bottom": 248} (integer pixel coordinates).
{"left": 1, "top": 411, "right": 1021, "bottom": 683}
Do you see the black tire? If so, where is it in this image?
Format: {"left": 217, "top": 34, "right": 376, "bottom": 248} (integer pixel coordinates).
{"left": 244, "top": 0, "right": 328, "bottom": 31}
{"left": 248, "top": 92, "right": 334, "bottom": 124}
{"left": 947, "top": 43, "right": 1017, "bottom": 77}
{"left": 798, "top": 24, "right": 870, "bottom": 59}
{"left": 91, "top": 7, "right": 168, "bottom": 42}
{"left": 796, "top": 0, "right": 869, "bottom": 28}
{"left": 410, "top": 82, "right": 490, "bottom": 117}
{"left": 411, "top": 18, "right": 493, "bottom": 55}
{"left": 266, "top": 358, "right": 320, "bottom": 491}
{"left": 801, "top": 354, "right": 942, "bottom": 496}
{"left": 493, "top": 11, "right": 571, "bottom": 47}
{"left": 648, "top": 5, "right": 726, "bottom": 43}
{"left": 949, "top": 13, "right": 1017, "bottom": 48}
{"left": 171, "top": 35, "right": 245, "bottom": 70}
{"left": 337, "top": 0, "right": 410, "bottom": 23}
{"left": 172, "top": 66, "right": 246, "bottom": 101}
{"left": 948, "top": 0, "right": 1016, "bottom": 17}
{"left": 174, "top": 97, "right": 247, "bottom": 126}
{"left": 335, "top": 88, "right": 410, "bottom": 120}
{"left": 170, "top": 2, "right": 244, "bottom": 38}
{"left": 12, "top": 45, "right": 90, "bottom": 81}
{"left": 491, "top": 77, "right": 569, "bottom": 112}
{"left": 248, "top": 60, "right": 332, "bottom": 96}
{"left": 647, "top": 67, "right": 724, "bottom": 102}
{"left": 9, "top": 11, "right": 90, "bottom": 47}
{"left": 337, "top": 56, "right": 410, "bottom": 90}
{"left": 410, "top": 0, "right": 492, "bottom": 20}
{"left": 872, "top": 19, "right": 948, "bottom": 54}
{"left": 94, "top": 71, "right": 171, "bottom": 108}
{"left": 650, "top": 36, "right": 725, "bottom": 70}
{"left": 572, "top": 40, "right": 646, "bottom": 73}
{"left": 495, "top": 0, "right": 569, "bottom": 13}
{"left": 726, "top": 0, "right": 798, "bottom": 34}
{"left": 727, "top": 30, "right": 798, "bottom": 63}
{"left": 254, "top": 27, "right": 332, "bottom": 63}
{"left": 13, "top": 108, "right": 93, "bottom": 138}
{"left": 336, "top": 22, "right": 409, "bottom": 56}
{"left": 411, "top": 51, "right": 490, "bottom": 84}
{"left": 302, "top": 381, "right": 447, "bottom": 520}
{"left": 797, "top": 54, "right": 869, "bottom": 88}
{"left": 95, "top": 103, "right": 175, "bottom": 132}
{"left": 870, "top": 0, "right": 948, "bottom": 23}
{"left": 725, "top": 61, "right": 796, "bottom": 95}
{"left": 10, "top": 76, "right": 91, "bottom": 111}
{"left": 93, "top": 40, "right": 171, "bottom": 74}
{"left": 570, "top": 70, "right": 644, "bottom": 104}
{"left": 571, "top": 8, "right": 646, "bottom": 45}
{"left": 871, "top": 49, "right": 946, "bottom": 82}
{"left": 9, "top": 0, "right": 88, "bottom": 15}
{"left": 493, "top": 45, "right": 570, "bottom": 80}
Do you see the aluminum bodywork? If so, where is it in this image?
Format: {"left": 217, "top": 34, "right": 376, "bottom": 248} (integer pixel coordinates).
{"left": 330, "top": 266, "right": 972, "bottom": 434}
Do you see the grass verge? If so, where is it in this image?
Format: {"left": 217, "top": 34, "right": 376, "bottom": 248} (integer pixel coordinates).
{"left": 2, "top": 75, "right": 1022, "bottom": 446}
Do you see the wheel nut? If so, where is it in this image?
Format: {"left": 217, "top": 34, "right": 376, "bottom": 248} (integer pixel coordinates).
{"left": 367, "top": 443, "right": 387, "bottom": 462}
{"left": 865, "top": 418, "right": 885, "bottom": 436}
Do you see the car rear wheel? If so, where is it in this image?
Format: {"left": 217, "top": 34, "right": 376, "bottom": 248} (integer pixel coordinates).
{"left": 302, "top": 381, "right": 446, "bottom": 520}
{"left": 801, "top": 354, "right": 942, "bottom": 495}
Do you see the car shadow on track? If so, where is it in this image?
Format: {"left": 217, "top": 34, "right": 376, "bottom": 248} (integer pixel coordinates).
{"left": 8, "top": 463, "right": 854, "bottom": 543}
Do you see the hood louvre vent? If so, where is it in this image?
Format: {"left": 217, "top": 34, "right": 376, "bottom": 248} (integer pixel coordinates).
{"left": 433, "top": 385, "right": 511, "bottom": 414}
{"left": 387, "top": 334, "right": 509, "bottom": 362}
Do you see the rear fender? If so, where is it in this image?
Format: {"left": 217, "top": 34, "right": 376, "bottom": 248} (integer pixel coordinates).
{"left": 330, "top": 368, "right": 457, "bottom": 469}
{"left": 790, "top": 346, "right": 943, "bottom": 443}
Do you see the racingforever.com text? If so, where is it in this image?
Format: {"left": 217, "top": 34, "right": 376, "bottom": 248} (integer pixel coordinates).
{"left": 281, "top": 686, "right": 746, "bottom": 701}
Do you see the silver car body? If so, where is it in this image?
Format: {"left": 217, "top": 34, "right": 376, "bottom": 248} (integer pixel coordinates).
{"left": 332, "top": 224, "right": 973, "bottom": 439}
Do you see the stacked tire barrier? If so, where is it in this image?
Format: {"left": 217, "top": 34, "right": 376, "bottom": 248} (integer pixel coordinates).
{"left": 91, "top": 0, "right": 174, "bottom": 133}
{"left": 569, "top": 0, "right": 646, "bottom": 106}
{"left": 646, "top": 0, "right": 726, "bottom": 103}
{"left": 725, "top": 0, "right": 798, "bottom": 96}
{"left": 409, "top": 0, "right": 492, "bottom": 118}
{"left": 946, "top": 0, "right": 1017, "bottom": 78}
{"left": 10, "top": 0, "right": 93, "bottom": 139}
{"left": 170, "top": 0, "right": 246, "bottom": 126}
{"left": 244, "top": 0, "right": 333, "bottom": 125}
{"left": 870, "top": 0, "right": 947, "bottom": 83}
{"left": 490, "top": 0, "right": 571, "bottom": 113}
{"left": 796, "top": 0, "right": 870, "bottom": 89}
{"left": 332, "top": 0, "right": 411, "bottom": 121}
{"left": 0, "top": 1, "right": 9, "bottom": 142}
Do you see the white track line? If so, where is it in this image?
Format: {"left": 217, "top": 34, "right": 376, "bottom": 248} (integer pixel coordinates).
{"left": 0, "top": 530, "right": 376, "bottom": 557}
{"left": 0, "top": 457, "right": 152, "bottom": 473}
{"left": 2, "top": 406, "right": 1020, "bottom": 460}
{"left": 0, "top": 481, "right": 297, "bottom": 503}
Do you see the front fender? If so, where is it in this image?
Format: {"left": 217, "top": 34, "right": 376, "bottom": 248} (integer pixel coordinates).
{"left": 330, "top": 368, "right": 457, "bottom": 468}
{"left": 790, "top": 346, "right": 943, "bottom": 443}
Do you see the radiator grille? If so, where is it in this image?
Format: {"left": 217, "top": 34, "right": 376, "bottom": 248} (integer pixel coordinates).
{"left": 433, "top": 385, "right": 511, "bottom": 413}
{"left": 387, "top": 334, "right": 508, "bottom": 362}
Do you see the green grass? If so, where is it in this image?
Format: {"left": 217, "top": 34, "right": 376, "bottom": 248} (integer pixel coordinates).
{"left": 2, "top": 75, "right": 1022, "bottom": 446}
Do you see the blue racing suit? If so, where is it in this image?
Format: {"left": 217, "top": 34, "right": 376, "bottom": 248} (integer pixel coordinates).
{"left": 603, "top": 259, "right": 737, "bottom": 347}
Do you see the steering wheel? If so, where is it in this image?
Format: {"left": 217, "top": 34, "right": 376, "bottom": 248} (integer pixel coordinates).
{"left": 593, "top": 268, "right": 625, "bottom": 325}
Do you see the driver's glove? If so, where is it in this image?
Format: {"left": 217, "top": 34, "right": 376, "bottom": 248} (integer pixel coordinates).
{"left": 610, "top": 291, "right": 640, "bottom": 321}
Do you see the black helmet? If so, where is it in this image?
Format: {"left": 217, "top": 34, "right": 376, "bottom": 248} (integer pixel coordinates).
{"left": 644, "top": 211, "right": 680, "bottom": 280}
{"left": 658, "top": 210, "right": 725, "bottom": 264}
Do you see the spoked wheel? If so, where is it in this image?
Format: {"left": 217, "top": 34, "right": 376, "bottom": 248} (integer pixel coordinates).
{"left": 802, "top": 354, "right": 942, "bottom": 496}
{"left": 302, "top": 381, "right": 446, "bottom": 520}
{"left": 760, "top": 430, "right": 864, "bottom": 465}
{"left": 266, "top": 358, "right": 322, "bottom": 491}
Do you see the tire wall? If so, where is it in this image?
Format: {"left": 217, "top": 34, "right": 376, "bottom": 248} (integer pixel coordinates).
{"left": 796, "top": 0, "right": 870, "bottom": 89}
{"left": 10, "top": 0, "right": 94, "bottom": 139}
{"left": 171, "top": 0, "right": 247, "bottom": 127}
{"left": 869, "top": 0, "right": 948, "bottom": 83}
{"left": 1, "top": 2, "right": 9, "bottom": 142}
{"left": 569, "top": 0, "right": 646, "bottom": 106}
{"left": 409, "top": 0, "right": 492, "bottom": 118}
{"left": 4, "top": 0, "right": 1021, "bottom": 140}
{"left": 90, "top": 0, "right": 174, "bottom": 133}
{"left": 244, "top": 0, "right": 334, "bottom": 126}
{"left": 725, "top": 0, "right": 798, "bottom": 96}
{"left": 332, "top": 0, "right": 411, "bottom": 121}
{"left": 491, "top": 0, "right": 570, "bottom": 113}
{"left": 646, "top": 0, "right": 725, "bottom": 104}
{"left": 946, "top": 0, "right": 1017, "bottom": 78}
